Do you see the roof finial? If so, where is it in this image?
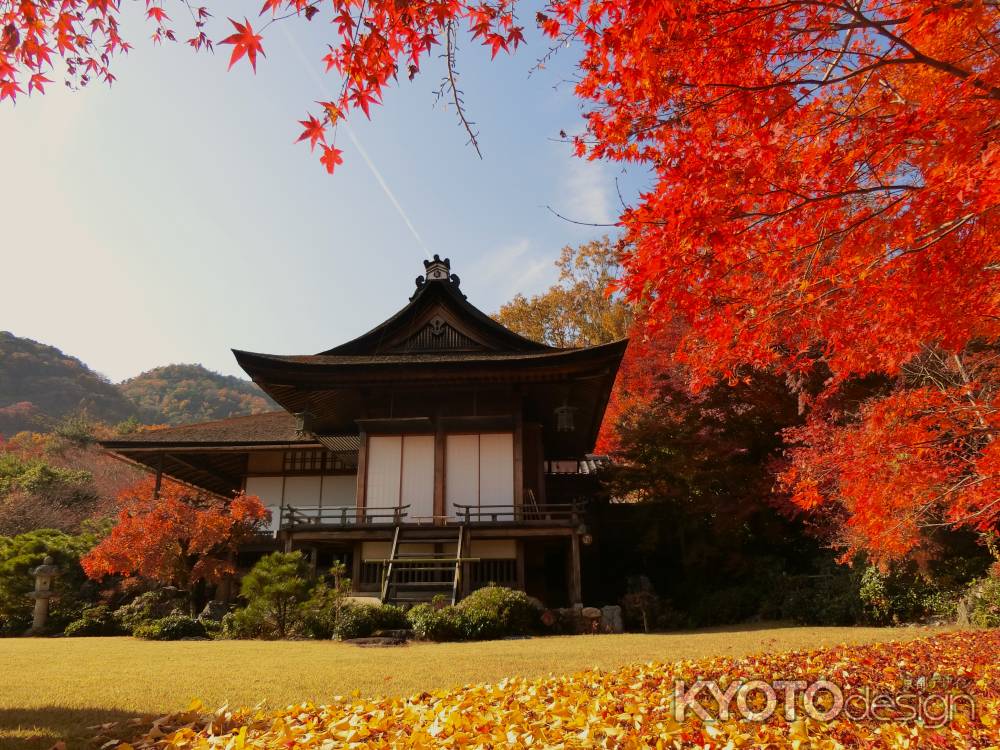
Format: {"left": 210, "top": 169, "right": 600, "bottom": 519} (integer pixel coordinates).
{"left": 413, "top": 254, "right": 461, "bottom": 297}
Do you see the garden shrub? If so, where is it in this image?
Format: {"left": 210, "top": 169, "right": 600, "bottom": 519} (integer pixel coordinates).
{"left": 113, "top": 589, "right": 187, "bottom": 634}
{"left": 621, "top": 591, "right": 661, "bottom": 632}
{"left": 0, "top": 526, "right": 103, "bottom": 634}
{"left": 220, "top": 607, "right": 268, "bottom": 639}
{"left": 64, "top": 604, "right": 120, "bottom": 636}
{"left": 299, "top": 563, "right": 355, "bottom": 639}
{"left": 859, "top": 565, "right": 962, "bottom": 625}
{"left": 968, "top": 577, "right": 1000, "bottom": 628}
{"left": 239, "top": 551, "right": 314, "bottom": 638}
{"left": 333, "top": 603, "right": 409, "bottom": 640}
{"left": 133, "top": 614, "right": 206, "bottom": 640}
{"left": 406, "top": 587, "right": 538, "bottom": 641}
{"left": 407, "top": 603, "right": 465, "bottom": 641}
{"left": 779, "top": 570, "right": 864, "bottom": 626}
{"left": 456, "top": 585, "right": 537, "bottom": 638}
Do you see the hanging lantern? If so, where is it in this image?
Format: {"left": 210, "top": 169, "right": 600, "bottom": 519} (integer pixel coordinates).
{"left": 555, "top": 401, "right": 577, "bottom": 432}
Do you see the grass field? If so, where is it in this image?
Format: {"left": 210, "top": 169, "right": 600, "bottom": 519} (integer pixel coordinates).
{"left": 1, "top": 623, "right": 943, "bottom": 749}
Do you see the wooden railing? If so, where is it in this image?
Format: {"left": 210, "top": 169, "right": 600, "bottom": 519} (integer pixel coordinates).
{"left": 451, "top": 501, "right": 585, "bottom": 525}
{"left": 281, "top": 504, "right": 409, "bottom": 528}
{"left": 280, "top": 501, "right": 586, "bottom": 530}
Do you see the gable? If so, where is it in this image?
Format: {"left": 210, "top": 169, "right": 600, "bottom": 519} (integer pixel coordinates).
{"left": 392, "top": 316, "right": 482, "bottom": 352}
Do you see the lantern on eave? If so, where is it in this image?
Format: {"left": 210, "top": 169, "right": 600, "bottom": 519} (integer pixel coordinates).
{"left": 555, "top": 400, "right": 577, "bottom": 432}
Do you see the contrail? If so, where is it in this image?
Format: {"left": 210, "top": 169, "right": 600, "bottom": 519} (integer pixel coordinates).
{"left": 280, "top": 24, "right": 433, "bottom": 260}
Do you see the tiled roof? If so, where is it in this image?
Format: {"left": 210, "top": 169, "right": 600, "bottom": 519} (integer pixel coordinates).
{"left": 102, "top": 411, "right": 358, "bottom": 449}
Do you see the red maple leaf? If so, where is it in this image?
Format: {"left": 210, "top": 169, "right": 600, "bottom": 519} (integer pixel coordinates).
{"left": 296, "top": 114, "right": 325, "bottom": 151}
{"left": 145, "top": 6, "right": 169, "bottom": 23}
{"left": 220, "top": 17, "right": 264, "bottom": 72}
{"left": 320, "top": 144, "right": 343, "bottom": 174}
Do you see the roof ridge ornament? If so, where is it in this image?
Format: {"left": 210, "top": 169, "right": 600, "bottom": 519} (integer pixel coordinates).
{"left": 413, "top": 254, "right": 462, "bottom": 299}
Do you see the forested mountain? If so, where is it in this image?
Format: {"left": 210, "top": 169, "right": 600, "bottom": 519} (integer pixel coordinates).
{"left": 119, "top": 364, "right": 277, "bottom": 425}
{"left": 0, "top": 332, "right": 137, "bottom": 435}
{"left": 0, "top": 332, "right": 276, "bottom": 435}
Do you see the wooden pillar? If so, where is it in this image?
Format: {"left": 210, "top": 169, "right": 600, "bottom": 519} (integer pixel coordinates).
{"left": 515, "top": 540, "right": 526, "bottom": 593}
{"left": 568, "top": 533, "right": 582, "bottom": 606}
{"left": 513, "top": 392, "right": 524, "bottom": 510}
{"left": 351, "top": 541, "right": 362, "bottom": 594}
{"left": 433, "top": 421, "right": 446, "bottom": 524}
{"left": 355, "top": 432, "right": 368, "bottom": 522}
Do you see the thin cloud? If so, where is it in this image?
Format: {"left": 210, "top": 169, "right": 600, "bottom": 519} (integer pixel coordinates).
{"left": 279, "top": 25, "right": 432, "bottom": 260}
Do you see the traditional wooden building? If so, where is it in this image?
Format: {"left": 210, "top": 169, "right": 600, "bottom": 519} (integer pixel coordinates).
{"left": 103, "top": 256, "right": 626, "bottom": 606}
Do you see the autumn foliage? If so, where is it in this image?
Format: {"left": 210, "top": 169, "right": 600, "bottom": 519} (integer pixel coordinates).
{"left": 4, "top": 0, "right": 998, "bottom": 563}
{"left": 96, "top": 631, "right": 1000, "bottom": 748}
{"left": 81, "top": 477, "right": 266, "bottom": 601}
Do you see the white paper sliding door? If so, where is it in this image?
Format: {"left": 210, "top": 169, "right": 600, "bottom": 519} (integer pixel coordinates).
{"left": 479, "top": 433, "right": 514, "bottom": 516}
{"left": 244, "top": 476, "right": 284, "bottom": 533}
{"left": 366, "top": 436, "right": 402, "bottom": 508}
{"left": 321, "top": 475, "right": 357, "bottom": 507}
{"left": 445, "top": 434, "right": 479, "bottom": 517}
{"left": 365, "top": 435, "right": 435, "bottom": 521}
{"left": 445, "top": 433, "right": 514, "bottom": 519}
{"left": 401, "top": 435, "right": 435, "bottom": 520}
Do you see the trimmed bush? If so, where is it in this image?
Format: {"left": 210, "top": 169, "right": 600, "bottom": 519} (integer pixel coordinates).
{"left": 333, "top": 603, "right": 409, "bottom": 640}
{"left": 406, "top": 587, "right": 540, "bottom": 641}
{"left": 457, "top": 585, "right": 537, "bottom": 639}
{"left": 64, "top": 605, "right": 120, "bottom": 637}
{"left": 407, "top": 603, "right": 465, "bottom": 641}
{"left": 133, "top": 614, "right": 206, "bottom": 640}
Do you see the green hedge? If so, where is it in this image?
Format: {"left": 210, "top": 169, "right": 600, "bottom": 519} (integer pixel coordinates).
{"left": 407, "top": 586, "right": 540, "bottom": 641}
{"left": 334, "top": 603, "right": 409, "bottom": 640}
{"left": 133, "top": 614, "right": 206, "bottom": 640}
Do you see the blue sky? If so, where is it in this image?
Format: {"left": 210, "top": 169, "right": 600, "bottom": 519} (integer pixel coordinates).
{"left": 2, "top": 2, "right": 642, "bottom": 382}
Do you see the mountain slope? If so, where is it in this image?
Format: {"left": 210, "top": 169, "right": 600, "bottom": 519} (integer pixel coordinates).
{"left": 119, "top": 363, "right": 277, "bottom": 425}
{"left": 0, "top": 331, "right": 138, "bottom": 434}
{"left": 0, "top": 333, "right": 279, "bottom": 435}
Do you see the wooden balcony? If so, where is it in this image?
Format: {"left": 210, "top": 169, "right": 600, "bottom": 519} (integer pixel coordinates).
{"left": 279, "top": 501, "right": 585, "bottom": 532}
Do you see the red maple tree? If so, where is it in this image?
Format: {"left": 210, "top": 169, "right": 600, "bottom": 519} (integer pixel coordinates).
{"left": 81, "top": 476, "right": 267, "bottom": 611}
{"left": 5, "top": 0, "right": 998, "bottom": 561}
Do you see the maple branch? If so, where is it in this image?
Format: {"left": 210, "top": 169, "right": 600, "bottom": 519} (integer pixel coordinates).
{"left": 837, "top": 0, "right": 1000, "bottom": 99}
{"left": 437, "top": 20, "right": 482, "bottom": 159}
{"left": 545, "top": 205, "right": 619, "bottom": 227}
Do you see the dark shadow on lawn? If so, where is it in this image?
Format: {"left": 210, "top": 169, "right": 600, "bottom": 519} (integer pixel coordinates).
{"left": 0, "top": 706, "right": 149, "bottom": 750}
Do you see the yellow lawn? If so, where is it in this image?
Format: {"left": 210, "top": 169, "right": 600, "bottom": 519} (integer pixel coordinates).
{"left": 0, "top": 623, "right": 944, "bottom": 749}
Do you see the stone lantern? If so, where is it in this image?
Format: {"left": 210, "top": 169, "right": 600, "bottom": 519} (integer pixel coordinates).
{"left": 27, "top": 555, "right": 59, "bottom": 635}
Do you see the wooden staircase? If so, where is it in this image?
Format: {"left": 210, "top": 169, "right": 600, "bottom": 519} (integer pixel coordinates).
{"left": 379, "top": 525, "right": 475, "bottom": 605}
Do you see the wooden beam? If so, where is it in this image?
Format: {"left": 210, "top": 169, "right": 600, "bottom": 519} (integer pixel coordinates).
{"left": 162, "top": 453, "right": 235, "bottom": 494}
{"left": 355, "top": 431, "right": 369, "bottom": 523}
{"left": 515, "top": 540, "right": 526, "bottom": 592}
{"left": 513, "top": 391, "right": 524, "bottom": 509}
{"left": 433, "top": 421, "right": 446, "bottom": 525}
{"left": 568, "top": 533, "right": 582, "bottom": 606}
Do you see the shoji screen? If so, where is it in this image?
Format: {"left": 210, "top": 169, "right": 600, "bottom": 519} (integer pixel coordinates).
{"left": 366, "top": 435, "right": 435, "bottom": 518}
{"left": 401, "top": 435, "right": 435, "bottom": 519}
{"left": 479, "top": 433, "right": 514, "bottom": 507}
{"left": 445, "top": 433, "right": 514, "bottom": 518}
{"left": 244, "top": 476, "right": 284, "bottom": 533}
{"left": 445, "top": 434, "right": 479, "bottom": 516}
{"left": 366, "top": 436, "right": 402, "bottom": 507}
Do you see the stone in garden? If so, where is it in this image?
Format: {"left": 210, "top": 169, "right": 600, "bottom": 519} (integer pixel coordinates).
{"left": 344, "top": 636, "right": 407, "bottom": 647}
{"left": 199, "top": 600, "right": 230, "bottom": 623}
{"left": 372, "top": 629, "right": 411, "bottom": 640}
{"left": 600, "top": 605, "right": 624, "bottom": 633}
{"left": 581, "top": 606, "right": 601, "bottom": 619}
